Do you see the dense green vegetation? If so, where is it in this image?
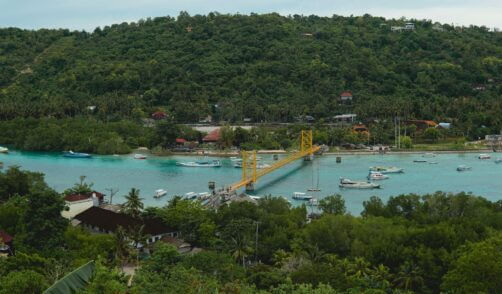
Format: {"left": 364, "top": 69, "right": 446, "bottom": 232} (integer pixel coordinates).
{"left": 1, "top": 166, "right": 501, "bottom": 293}
{"left": 1, "top": 13, "right": 501, "bottom": 137}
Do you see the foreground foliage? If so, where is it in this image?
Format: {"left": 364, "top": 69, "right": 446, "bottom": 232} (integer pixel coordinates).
{"left": 0, "top": 167, "right": 501, "bottom": 293}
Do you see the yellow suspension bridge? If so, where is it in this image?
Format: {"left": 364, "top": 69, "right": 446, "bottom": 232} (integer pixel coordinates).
{"left": 230, "top": 130, "right": 321, "bottom": 191}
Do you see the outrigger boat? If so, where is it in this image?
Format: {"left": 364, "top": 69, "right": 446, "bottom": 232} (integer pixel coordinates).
{"left": 63, "top": 151, "right": 91, "bottom": 158}
{"left": 339, "top": 178, "right": 380, "bottom": 189}
{"left": 369, "top": 166, "right": 404, "bottom": 174}
{"left": 177, "top": 160, "right": 222, "bottom": 167}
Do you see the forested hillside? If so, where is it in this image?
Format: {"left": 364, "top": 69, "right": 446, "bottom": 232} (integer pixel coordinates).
{"left": 1, "top": 13, "right": 501, "bottom": 127}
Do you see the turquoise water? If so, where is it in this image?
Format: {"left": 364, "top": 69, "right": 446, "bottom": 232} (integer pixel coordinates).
{"left": 1, "top": 151, "right": 501, "bottom": 215}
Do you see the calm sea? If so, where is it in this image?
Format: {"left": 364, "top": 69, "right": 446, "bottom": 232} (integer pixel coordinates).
{"left": 1, "top": 151, "right": 501, "bottom": 215}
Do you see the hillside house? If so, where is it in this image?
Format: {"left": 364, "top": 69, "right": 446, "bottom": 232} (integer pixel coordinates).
{"left": 0, "top": 230, "right": 14, "bottom": 256}
{"left": 151, "top": 111, "right": 168, "bottom": 120}
{"left": 62, "top": 191, "right": 105, "bottom": 219}
{"left": 353, "top": 124, "right": 369, "bottom": 134}
{"left": 334, "top": 114, "right": 357, "bottom": 124}
{"left": 404, "top": 23, "right": 416, "bottom": 30}
{"left": 202, "top": 128, "right": 221, "bottom": 143}
{"left": 74, "top": 206, "right": 177, "bottom": 246}
{"left": 340, "top": 91, "right": 353, "bottom": 101}
{"left": 391, "top": 26, "right": 404, "bottom": 32}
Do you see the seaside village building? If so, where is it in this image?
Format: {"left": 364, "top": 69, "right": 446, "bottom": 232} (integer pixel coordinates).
{"left": 62, "top": 191, "right": 196, "bottom": 252}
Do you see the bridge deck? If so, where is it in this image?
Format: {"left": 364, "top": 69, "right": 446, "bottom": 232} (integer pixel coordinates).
{"left": 230, "top": 145, "right": 321, "bottom": 191}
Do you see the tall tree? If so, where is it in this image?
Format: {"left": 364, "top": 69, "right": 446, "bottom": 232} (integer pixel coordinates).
{"left": 122, "top": 188, "right": 144, "bottom": 219}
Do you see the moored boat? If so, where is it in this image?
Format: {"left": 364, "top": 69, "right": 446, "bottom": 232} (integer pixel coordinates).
{"left": 198, "top": 192, "right": 211, "bottom": 200}
{"left": 154, "top": 189, "right": 167, "bottom": 199}
{"left": 0, "top": 146, "right": 8, "bottom": 153}
{"left": 478, "top": 154, "right": 491, "bottom": 160}
{"left": 369, "top": 166, "right": 404, "bottom": 174}
{"left": 495, "top": 158, "right": 502, "bottom": 164}
{"left": 177, "top": 160, "right": 222, "bottom": 167}
{"left": 233, "top": 161, "right": 270, "bottom": 169}
{"left": 413, "top": 159, "right": 428, "bottom": 163}
{"left": 367, "top": 171, "right": 389, "bottom": 180}
{"left": 185, "top": 192, "right": 198, "bottom": 199}
{"left": 457, "top": 165, "right": 472, "bottom": 172}
{"left": 134, "top": 154, "right": 147, "bottom": 159}
{"left": 63, "top": 151, "right": 91, "bottom": 158}
{"left": 339, "top": 178, "right": 380, "bottom": 189}
{"left": 422, "top": 152, "right": 436, "bottom": 158}
{"left": 292, "top": 192, "right": 313, "bottom": 200}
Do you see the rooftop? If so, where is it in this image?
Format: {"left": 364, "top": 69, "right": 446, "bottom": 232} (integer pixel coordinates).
{"left": 0, "top": 230, "right": 13, "bottom": 243}
{"left": 74, "top": 206, "right": 174, "bottom": 236}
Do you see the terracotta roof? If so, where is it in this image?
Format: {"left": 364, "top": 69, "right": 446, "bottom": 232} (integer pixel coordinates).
{"left": 161, "top": 236, "right": 190, "bottom": 248}
{"left": 0, "top": 230, "right": 13, "bottom": 243}
{"left": 64, "top": 191, "right": 105, "bottom": 202}
{"left": 202, "top": 129, "right": 221, "bottom": 142}
{"left": 406, "top": 120, "right": 437, "bottom": 127}
{"left": 152, "top": 111, "right": 167, "bottom": 120}
{"left": 340, "top": 91, "right": 353, "bottom": 97}
{"left": 176, "top": 138, "right": 187, "bottom": 144}
{"left": 74, "top": 206, "right": 174, "bottom": 235}
{"left": 64, "top": 194, "right": 91, "bottom": 202}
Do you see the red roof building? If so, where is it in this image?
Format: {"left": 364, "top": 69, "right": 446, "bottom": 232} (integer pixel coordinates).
{"left": 202, "top": 128, "right": 221, "bottom": 143}
{"left": 64, "top": 191, "right": 105, "bottom": 204}
{"left": 340, "top": 91, "right": 353, "bottom": 101}
{"left": 0, "top": 229, "right": 14, "bottom": 256}
{"left": 152, "top": 111, "right": 168, "bottom": 120}
{"left": 176, "top": 138, "right": 187, "bottom": 144}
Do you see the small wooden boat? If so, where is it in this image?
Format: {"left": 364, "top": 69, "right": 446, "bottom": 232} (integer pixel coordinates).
{"left": 63, "top": 151, "right": 91, "bottom": 158}
{"left": 413, "top": 160, "right": 428, "bottom": 163}
{"left": 457, "top": 165, "right": 472, "bottom": 172}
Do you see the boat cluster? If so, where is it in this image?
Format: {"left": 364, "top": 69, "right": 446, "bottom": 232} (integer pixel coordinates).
{"left": 339, "top": 166, "right": 404, "bottom": 190}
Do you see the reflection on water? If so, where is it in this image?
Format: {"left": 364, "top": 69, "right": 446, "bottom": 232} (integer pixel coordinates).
{"left": 1, "top": 151, "right": 501, "bottom": 215}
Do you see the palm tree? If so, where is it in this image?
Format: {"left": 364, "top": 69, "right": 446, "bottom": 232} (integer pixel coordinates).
{"left": 123, "top": 188, "right": 144, "bottom": 219}
{"left": 394, "top": 261, "right": 424, "bottom": 291}
{"left": 114, "top": 226, "right": 132, "bottom": 271}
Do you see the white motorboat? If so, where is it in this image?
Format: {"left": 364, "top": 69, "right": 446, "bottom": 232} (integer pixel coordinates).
{"left": 292, "top": 192, "right": 313, "bottom": 200}
{"left": 134, "top": 154, "right": 147, "bottom": 159}
{"left": 0, "top": 146, "right": 8, "bottom": 153}
{"left": 478, "top": 154, "right": 491, "bottom": 160}
{"left": 248, "top": 195, "right": 262, "bottom": 200}
{"left": 198, "top": 192, "right": 211, "bottom": 200}
{"left": 177, "top": 160, "right": 222, "bottom": 167}
{"left": 457, "top": 165, "right": 472, "bottom": 172}
{"left": 185, "top": 192, "right": 198, "bottom": 199}
{"left": 367, "top": 171, "right": 389, "bottom": 180}
{"left": 495, "top": 158, "right": 502, "bottom": 164}
{"left": 422, "top": 152, "right": 436, "bottom": 158}
{"left": 369, "top": 166, "right": 404, "bottom": 174}
{"left": 339, "top": 178, "right": 380, "bottom": 189}
{"left": 154, "top": 189, "right": 167, "bottom": 199}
